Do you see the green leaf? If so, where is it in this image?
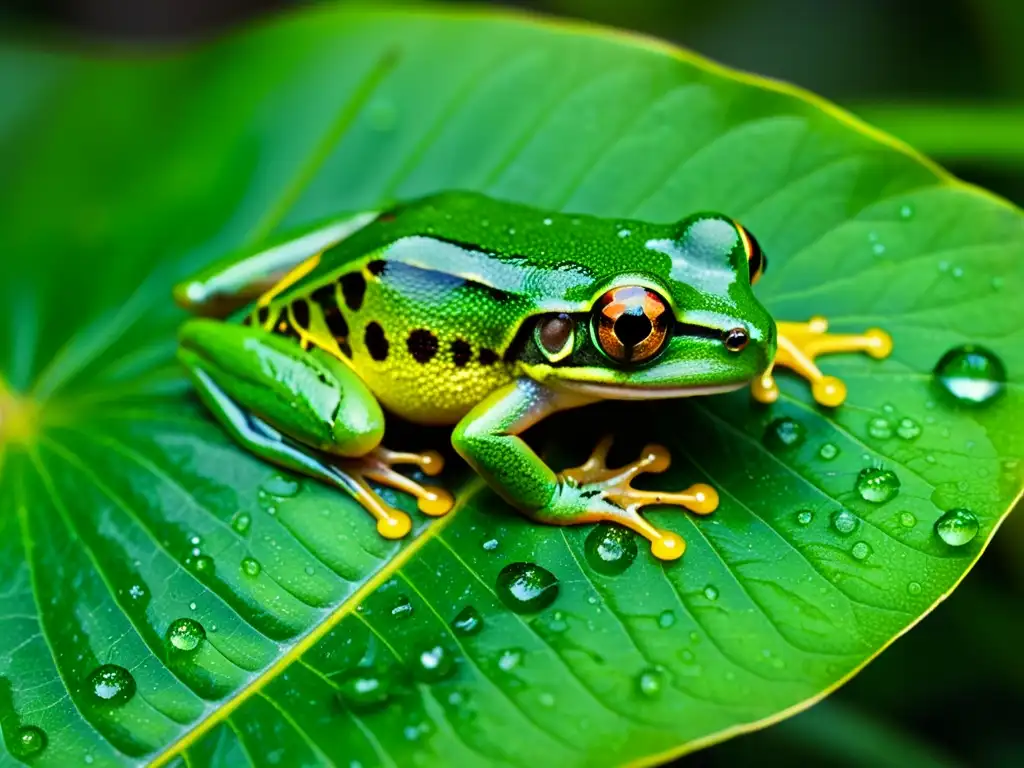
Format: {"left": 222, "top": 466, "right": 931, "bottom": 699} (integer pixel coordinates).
{"left": 1, "top": 5, "right": 1021, "bottom": 766}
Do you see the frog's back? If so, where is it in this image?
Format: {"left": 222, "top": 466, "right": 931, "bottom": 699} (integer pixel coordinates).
{"left": 255, "top": 192, "right": 681, "bottom": 425}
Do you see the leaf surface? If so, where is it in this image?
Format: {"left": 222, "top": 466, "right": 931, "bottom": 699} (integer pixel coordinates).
{"left": 0, "top": 6, "right": 1021, "bottom": 767}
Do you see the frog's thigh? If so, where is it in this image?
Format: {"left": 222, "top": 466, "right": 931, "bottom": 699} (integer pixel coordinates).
{"left": 178, "top": 319, "right": 384, "bottom": 457}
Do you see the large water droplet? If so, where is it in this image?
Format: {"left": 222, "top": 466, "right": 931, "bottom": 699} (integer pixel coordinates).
{"left": 87, "top": 664, "right": 136, "bottom": 706}
{"left": 907, "top": 581, "right": 922, "bottom": 595}
{"left": 934, "top": 345, "right": 1006, "bottom": 405}
{"left": 414, "top": 645, "right": 455, "bottom": 683}
{"left": 584, "top": 524, "right": 638, "bottom": 576}
{"left": 261, "top": 474, "right": 300, "bottom": 498}
{"left": 851, "top": 541, "right": 872, "bottom": 561}
{"left": 241, "top": 557, "right": 261, "bottom": 578}
{"left": 898, "top": 511, "right": 917, "bottom": 528}
{"left": 11, "top": 725, "right": 47, "bottom": 758}
{"left": 336, "top": 669, "right": 391, "bottom": 711}
{"left": 831, "top": 509, "right": 858, "bottom": 535}
{"left": 764, "top": 417, "right": 805, "bottom": 450}
{"left": 496, "top": 563, "right": 559, "bottom": 613}
{"left": 657, "top": 609, "right": 676, "bottom": 629}
{"left": 636, "top": 667, "right": 665, "bottom": 698}
{"left": 166, "top": 618, "right": 205, "bottom": 653}
{"left": 231, "top": 512, "right": 252, "bottom": 535}
{"left": 452, "top": 606, "right": 483, "bottom": 636}
{"left": 934, "top": 508, "right": 980, "bottom": 547}
{"left": 867, "top": 417, "right": 893, "bottom": 440}
{"left": 391, "top": 596, "right": 414, "bottom": 620}
{"left": 855, "top": 467, "right": 901, "bottom": 503}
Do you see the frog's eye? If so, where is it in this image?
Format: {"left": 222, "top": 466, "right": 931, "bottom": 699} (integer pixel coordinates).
{"left": 592, "top": 285, "right": 671, "bottom": 364}
{"left": 737, "top": 224, "right": 767, "bottom": 285}
{"left": 534, "top": 313, "right": 575, "bottom": 363}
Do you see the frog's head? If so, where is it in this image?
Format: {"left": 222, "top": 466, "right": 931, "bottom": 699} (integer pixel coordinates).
{"left": 519, "top": 214, "right": 776, "bottom": 400}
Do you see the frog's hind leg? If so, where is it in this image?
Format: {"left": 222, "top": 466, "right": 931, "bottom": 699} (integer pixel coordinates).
{"left": 558, "top": 436, "right": 718, "bottom": 560}
{"left": 753, "top": 316, "right": 892, "bottom": 407}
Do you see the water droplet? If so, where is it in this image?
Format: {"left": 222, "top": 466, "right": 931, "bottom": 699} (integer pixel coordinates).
{"left": 618, "top": 228, "right": 632, "bottom": 239}
{"left": 934, "top": 345, "right": 1006, "bottom": 406}
{"left": 899, "top": 511, "right": 917, "bottom": 528}
{"left": 497, "top": 648, "right": 522, "bottom": 671}
{"left": 336, "top": 669, "right": 391, "bottom": 711}
{"left": 907, "top": 581, "right": 922, "bottom": 595}
{"left": 867, "top": 417, "right": 893, "bottom": 440}
{"left": 11, "top": 725, "right": 47, "bottom": 758}
{"left": 855, "top": 467, "right": 901, "bottom": 503}
{"left": 166, "top": 618, "right": 206, "bottom": 653}
{"left": 189, "top": 602, "right": 197, "bottom": 611}
{"left": 414, "top": 645, "right": 455, "bottom": 683}
{"left": 796, "top": 510, "right": 814, "bottom": 526}
{"left": 87, "top": 664, "right": 136, "bottom": 706}
{"left": 896, "top": 417, "right": 921, "bottom": 440}
{"left": 241, "top": 557, "right": 261, "bottom": 577}
{"left": 818, "top": 443, "right": 839, "bottom": 461}
{"left": 657, "top": 609, "right": 676, "bottom": 629}
{"left": 451, "top": 605, "right": 483, "bottom": 636}
{"left": 192, "top": 555, "right": 214, "bottom": 577}
{"left": 764, "top": 417, "right": 805, "bottom": 450}
{"left": 127, "top": 584, "right": 146, "bottom": 601}
{"left": 899, "top": 204, "right": 914, "bottom": 219}
{"left": 391, "top": 596, "right": 414, "bottom": 620}
{"left": 584, "top": 523, "right": 638, "bottom": 576}
{"left": 831, "top": 509, "right": 858, "bottom": 535}
{"left": 636, "top": 667, "right": 665, "bottom": 698}
{"left": 232, "top": 512, "right": 252, "bottom": 535}
{"left": 935, "top": 508, "right": 980, "bottom": 547}
{"left": 872, "top": 242, "right": 886, "bottom": 256}
{"left": 496, "top": 563, "right": 559, "bottom": 613}
{"left": 538, "top": 691, "right": 555, "bottom": 707}
{"left": 481, "top": 537, "right": 499, "bottom": 552}
{"left": 703, "top": 585, "right": 719, "bottom": 601}
{"left": 261, "top": 474, "right": 300, "bottom": 498}
{"left": 542, "top": 217, "right": 553, "bottom": 226}
{"left": 851, "top": 541, "right": 872, "bottom": 561}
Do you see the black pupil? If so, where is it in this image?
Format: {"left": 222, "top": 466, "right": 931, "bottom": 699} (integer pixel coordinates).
{"left": 726, "top": 329, "right": 748, "bottom": 350}
{"left": 615, "top": 312, "right": 652, "bottom": 348}
{"left": 747, "top": 234, "right": 764, "bottom": 279}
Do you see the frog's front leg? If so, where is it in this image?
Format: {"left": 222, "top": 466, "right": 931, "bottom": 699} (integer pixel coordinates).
{"left": 452, "top": 378, "right": 717, "bottom": 561}
{"left": 753, "top": 317, "right": 893, "bottom": 407}
{"left": 179, "top": 320, "right": 452, "bottom": 539}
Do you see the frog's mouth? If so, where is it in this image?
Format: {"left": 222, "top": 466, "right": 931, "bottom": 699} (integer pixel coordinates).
{"left": 553, "top": 380, "right": 746, "bottom": 401}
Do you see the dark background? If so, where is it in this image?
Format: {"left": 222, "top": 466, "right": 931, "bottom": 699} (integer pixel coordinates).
{"left": 3, "top": 1, "right": 1021, "bottom": 765}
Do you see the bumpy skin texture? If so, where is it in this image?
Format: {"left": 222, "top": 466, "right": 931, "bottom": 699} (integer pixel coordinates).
{"left": 176, "top": 191, "right": 789, "bottom": 558}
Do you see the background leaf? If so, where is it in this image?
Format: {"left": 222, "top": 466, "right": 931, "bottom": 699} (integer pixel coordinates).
{"left": 1, "top": 4, "right": 1021, "bottom": 767}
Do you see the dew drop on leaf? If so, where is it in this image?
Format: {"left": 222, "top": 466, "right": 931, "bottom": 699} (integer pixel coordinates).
{"left": 496, "top": 563, "right": 559, "bottom": 613}
{"left": 231, "top": 512, "right": 252, "bottom": 535}
{"left": 452, "top": 606, "right": 483, "bottom": 636}
{"left": 933, "top": 345, "right": 1006, "bottom": 405}
{"left": 934, "top": 508, "right": 980, "bottom": 547}
{"left": 896, "top": 417, "right": 921, "bottom": 440}
{"left": 636, "top": 667, "right": 665, "bottom": 698}
{"left": 818, "top": 443, "right": 839, "bottom": 460}
{"left": 851, "top": 541, "right": 872, "bottom": 561}
{"left": 908, "top": 581, "right": 923, "bottom": 596}
{"left": 166, "top": 618, "right": 206, "bottom": 653}
{"left": 335, "top": 669, "right": 391, "bottom": 711}
{"left": 657, "top": 609, "right": 676, "bottom": 629}
{"left": 11, "top": 725, "right": 47, "bottom": 758}
{"left": 414, "top": 645, "right": 455, "bottom": 683}
{"left": 497, "top": 649, "right": 522, "bottom": 671}
{"left": 703, "top": 585, "right": 719, "bottom": 601}
{"left": 240, "top": 557, "right": 261, "bottom": 577}
{"left": 481, "top": 537, "right": 499, "bottom": 552}
{"left": 261, "top": 473, "right": 301, "bottom": 498}
{"left": 192, "top": 555, "right": 215, "bottom": 577}
{"left": 899, "top": 203, "right": 914, "bottom": 219}
{"left": 867, "top": 417, "right": 893, "bottom": 440}
{"left": 831, "top": 509, "right": 858, "bottom": 535}
{"left": 899, "top": 511, "right": 917, "bottom": 528}
{"left": 763, "top": 417, "right": 805, "bottom": 450}
{"left": 796, "top": 510, "right": 814, "bottom": 526}
{"left": 87, "top": 664, "right": 136, "bottom": 706}
{"left": 584, "top": 523, "right": 638, "bottom": 575}
{"left": 855, "top": 467, "right": 901, "bottom": 503}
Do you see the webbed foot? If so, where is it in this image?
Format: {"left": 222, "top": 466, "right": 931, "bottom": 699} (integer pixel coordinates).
{"left": 544, "top": 437, "right": 717, "bottom": 561}
{"left": 753, "top": 316, "right": 892, "bottom": 407}
{"left": 338, "top": 447, "right": 454, "bottom": 539}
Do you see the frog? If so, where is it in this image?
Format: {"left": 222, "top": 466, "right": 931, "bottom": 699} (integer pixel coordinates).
{"left": 174, "top": 191, "right": 891, "bottom": 561}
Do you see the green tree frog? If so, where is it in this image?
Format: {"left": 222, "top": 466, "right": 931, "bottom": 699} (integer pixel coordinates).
{"left": 175, "top": 192, "right": 891, "bottom": 561}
